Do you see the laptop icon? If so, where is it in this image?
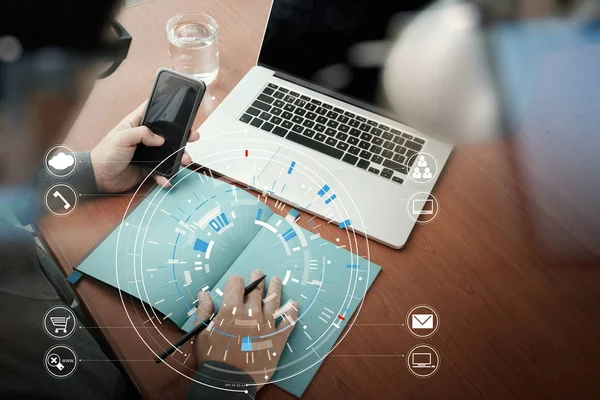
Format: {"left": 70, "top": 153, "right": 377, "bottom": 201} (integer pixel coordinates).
{"left": 187, "top": 1, "right": 452, "bottom": 249}
{"left": 411, "top": 353, "right": 435, "bottom": 369}
{"left": 412, "top": 199, "right": 433, "bottom": 215}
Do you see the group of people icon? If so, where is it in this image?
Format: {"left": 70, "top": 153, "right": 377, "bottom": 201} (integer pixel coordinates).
{"left": 412, "top": 155, "right": 433, "bottom": 180}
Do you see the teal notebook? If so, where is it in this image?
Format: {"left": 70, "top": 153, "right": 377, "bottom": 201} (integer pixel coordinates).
{"left": 76, "top": 170, "right": 381, "bottom": 397}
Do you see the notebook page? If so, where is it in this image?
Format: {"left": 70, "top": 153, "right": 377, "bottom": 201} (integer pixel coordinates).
{"left": 198, "top": 211, "right": 381, "bottom": 397}
{"left": 76, "top": 170, "right": 272, "bottom": 328}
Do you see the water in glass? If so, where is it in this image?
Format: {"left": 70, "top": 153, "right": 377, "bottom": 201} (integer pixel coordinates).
{"left": 168, "top": 20, "right": 219, "bottom": 84}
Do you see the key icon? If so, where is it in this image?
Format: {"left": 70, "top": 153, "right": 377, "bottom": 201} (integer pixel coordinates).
{"left": 48, "top": 354, "right": 65, "bottom": 371}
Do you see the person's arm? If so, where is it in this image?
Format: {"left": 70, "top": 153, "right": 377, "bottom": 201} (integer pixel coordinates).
{"left": 33, "top": 102, "right": 201, "bottom": 204}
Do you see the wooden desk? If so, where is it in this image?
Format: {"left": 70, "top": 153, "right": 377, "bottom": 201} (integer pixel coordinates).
{"left": 37, "top": 0, "right": 600, "bottom": 398}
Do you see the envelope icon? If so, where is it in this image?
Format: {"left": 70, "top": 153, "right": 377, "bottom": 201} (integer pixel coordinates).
{"left": 412, "top": 314, "right": 433, "bottom": 329}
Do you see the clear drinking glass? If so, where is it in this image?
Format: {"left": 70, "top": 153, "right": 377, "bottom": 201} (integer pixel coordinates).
{"left": 166, "top": 12, "right": 219, "bottom": 84}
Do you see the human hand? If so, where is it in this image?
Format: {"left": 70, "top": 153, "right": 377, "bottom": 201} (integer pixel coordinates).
{"left": 90, "top": 102, "right": 200, "bottom": 193}
{"left": 193, "top": 270, "right": 299, "bottom": 390}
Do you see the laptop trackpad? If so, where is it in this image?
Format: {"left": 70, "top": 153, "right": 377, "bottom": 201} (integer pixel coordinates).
{"left": 256, "top": 146, "right": 359, "bottom": 220}
{"left": 256, "top": 147, "right": 331, "bottom": 210}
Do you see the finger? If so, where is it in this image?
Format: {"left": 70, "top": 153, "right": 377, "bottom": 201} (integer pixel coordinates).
{"left": 262, "top": 277, "right": 282, "bottom": 318}
{"left": 222, "top": 275, "right": 245, "bottom": 309}
{"left": 119, "top": 101, "right": 149, "bottom": 128}
{"left": 194, "top": 291, "right": 215, "bottom": 326}
{"left": 181, "top": 152, "right": 192, "bottom": 166}
{"left": 187, "top": 130, "right": 200, "bottom": 143}
{"left": 154, "top": 175, "right": 171, "bottom": 188}
{"left": 119, "top": 126, "right": 164, "bottom": 147}
{"left": 277, "top": 301, "right": 299, "bottom": 335}
{"left": 245, "top": 269, "right": 265, "bottom": 313}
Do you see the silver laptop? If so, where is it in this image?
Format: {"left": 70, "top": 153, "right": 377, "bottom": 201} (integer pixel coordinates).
{"left": 187, "top": 2, "right": 452, "bottom": 249}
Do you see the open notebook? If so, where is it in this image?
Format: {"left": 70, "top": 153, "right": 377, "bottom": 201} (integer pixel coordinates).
{"left": 75, "top": 170, "right": 381, "bottom": 397}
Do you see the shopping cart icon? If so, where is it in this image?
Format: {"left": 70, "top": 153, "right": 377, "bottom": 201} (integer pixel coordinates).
{"left": 44, "top": 306, "right": 76, "bottom": 339}
{"left": 50, "top": 316, "right": 70, "bottom": 334}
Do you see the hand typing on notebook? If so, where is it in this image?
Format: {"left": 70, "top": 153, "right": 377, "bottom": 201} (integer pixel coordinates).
{"left": 90, "top": 102, "right": 200, "bottom": 192}
{"left": 193, "top": 269, "right": 299, "bottom": 390}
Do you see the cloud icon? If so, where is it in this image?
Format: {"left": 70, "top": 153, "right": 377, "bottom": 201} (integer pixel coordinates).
{"left": 48, "top": 152, "right": 75, "bottom": 171}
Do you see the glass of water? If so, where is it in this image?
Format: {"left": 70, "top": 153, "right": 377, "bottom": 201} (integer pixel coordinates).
{"left": 166, "top": 12, "right": 219, "bottom": 85}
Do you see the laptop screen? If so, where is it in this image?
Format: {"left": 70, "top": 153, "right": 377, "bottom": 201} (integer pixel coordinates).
{"left": 258, "top": 0, "right": 431, "bottom": 109}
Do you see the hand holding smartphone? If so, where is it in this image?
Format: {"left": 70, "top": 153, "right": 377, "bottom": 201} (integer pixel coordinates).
{"left": 132, "top": 69, "right": 206, "bottom": 177}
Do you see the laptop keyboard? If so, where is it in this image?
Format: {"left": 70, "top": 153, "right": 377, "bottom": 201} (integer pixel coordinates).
{"left": 238, "top": 83, "right": 426, "bottom": 184}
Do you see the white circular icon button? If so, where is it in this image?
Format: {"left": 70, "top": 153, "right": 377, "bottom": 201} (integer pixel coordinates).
{"left": 406, "top": 304, "right": 440, "bottom": 338}
{"left": 406, "top": 344, "right": 440, "bottom": 378}
{"left": 43, "top": 305, "right": 77, "bottom": 339}
{"left": 44, "top": 183, "right": 78, "bottom": 216}
{"left": 45, "top": 345, "right": 78, "bottom": 379}
{"left": 406, "top": 192, "right": 439, "bottom": 224}
{"left": 407, "top": 152, "right": 438, "bottom": 184}
{"left": 44, "top": 145, "right": 77, "bottom": 178}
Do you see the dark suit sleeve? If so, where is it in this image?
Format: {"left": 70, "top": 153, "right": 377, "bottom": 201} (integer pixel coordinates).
{"left": 37, "top": 151, "right": 98, "bottom": 195}
{"left": 187, "top": 361, "right": 257, "bottom": 399}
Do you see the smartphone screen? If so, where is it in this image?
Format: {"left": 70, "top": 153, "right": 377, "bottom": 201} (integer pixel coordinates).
{"left": 132, "top": 71, "right": 202, "bottom": 176}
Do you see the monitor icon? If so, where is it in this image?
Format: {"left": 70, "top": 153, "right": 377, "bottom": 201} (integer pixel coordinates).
{"left": 407, "top": 344, "right": 441, "bottom": 378}
{"left": 411, "top": 352, "right": 434, "bottom": 368}
{"left": 407, "top": 192, "right": 440, "bottom": 224}
{"left": 412, "top": 199, "right": 433, "bottom": 215}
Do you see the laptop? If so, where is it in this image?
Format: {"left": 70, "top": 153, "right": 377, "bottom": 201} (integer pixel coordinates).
{"left": 186, "top": 1, "right": 452, "bottom": 248}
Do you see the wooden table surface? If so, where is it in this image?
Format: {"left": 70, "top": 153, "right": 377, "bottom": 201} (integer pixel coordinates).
{"left": 37, "top": 0, "right": 600, "bottom": 399}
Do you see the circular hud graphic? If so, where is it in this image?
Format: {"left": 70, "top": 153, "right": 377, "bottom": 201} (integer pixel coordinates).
{"left": 114, "top": 136, "right": 377, "bottom": 393}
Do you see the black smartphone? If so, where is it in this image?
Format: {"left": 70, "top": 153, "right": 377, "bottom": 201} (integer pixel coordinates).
{"left": 132, "top": 69, "right": 205, "bottom": 177}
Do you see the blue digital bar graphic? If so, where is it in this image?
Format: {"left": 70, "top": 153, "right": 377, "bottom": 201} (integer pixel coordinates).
{"left": 284, "top": 232, "right": 297, "bottom": 241}
{"left": 210, "top": 221, "right": 221, "bottom": 232}
{"left": 317, "top": 184, "right": 331, "bottom": 197}
{"left": 282, "top": 228, "right": 297, "bottom": 241}
{"left": 256, "top": 208, "right": 263, "bottom": 221}
{"left": 346, "top": 264, "right": 360, "bottom": 269}
{"left": 208, "top": 212, "right": 233, "bottom": 233}
{"left": 282, "top": 228, "right": 294, "bottom": 237}
{"left": 193, "top": 239, "right": 209, "bottom": 252}
{"left": 287, "top": 161, "right": 296, "bottom": 174}
{"left": 241, "top": 337, "right": 252, "bottom": 351}
{"left": 338, "top": 219, "right": 352, "bottom": 229}
{"left": 325, "top": 194, "right": 337, "bottom": 204}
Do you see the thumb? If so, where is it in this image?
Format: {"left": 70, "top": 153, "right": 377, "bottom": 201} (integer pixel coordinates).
{"left": 195, "top": 291, "right": 215, "bottom": 326}
{"left": 119, "top": 126, "right": 165, "bottom": 147}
